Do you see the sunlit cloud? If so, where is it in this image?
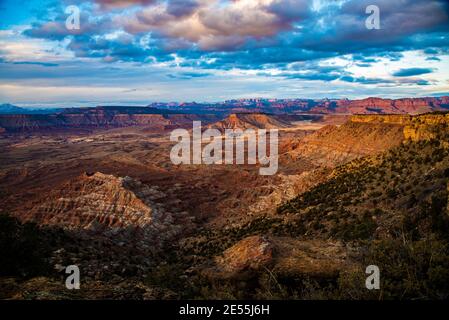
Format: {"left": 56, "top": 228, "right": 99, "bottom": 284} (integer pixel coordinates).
{"left": 0, "top": 0, "right": 448, "bottom": 105}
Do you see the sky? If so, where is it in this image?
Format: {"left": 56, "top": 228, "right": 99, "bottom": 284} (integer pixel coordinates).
{"left": 0, "top": 0, "right": 448, "bottom": 107}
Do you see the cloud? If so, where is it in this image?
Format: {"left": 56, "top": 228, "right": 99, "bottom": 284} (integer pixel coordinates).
{"left": 393, "top": 68, "right": 434, "bottom": 77}
{"left": 166, "top": 0, "right": 199, "bottom": 18}
{"left": 10, "top": 61, "right": 59, "bottom": 67}
{"left": 2, "top": 0, "right": 446, "bottom": 103}
{"left": 424, "top": 48, "right": 439, "bottom": 54}
{"left": 24, "top": 11, "right": 113, "bottom": 40}
{"left": 118, "top": 0, "right": 311, "bottom": 51}
{"left": 167, "top": 71, "right": 211, "bottom": 79}
{"left": 287, "top": 0, "right": 449, "bottom": 59}
{"left": 416, "top": 79, "right": 431, "bottom": 85}
{"left": 93, "top": 0, "right": 157, "bottom": 9}
{"left": 283, "top": 72, "right": 341, "bottom": 81}
{"left": 65, "top": 34, "right": 162, "bottom": 62}
{"left": 20, "top": 0, "right": 449, "bottom": 70}
{"left": 339, "top": 75, "right": 394, "bottom": 85}
{"left": 426, "top": 56, "right": 441, "bottom": 61}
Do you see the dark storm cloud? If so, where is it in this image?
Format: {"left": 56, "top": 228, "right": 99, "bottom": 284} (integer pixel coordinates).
{"left": 166, "top": 0, "right": 199, "bottom": 17}
{"left": 393, "top": 68, "right": 434, "bottom": 77}
{"left": 416, "top": 80, "right": 431, "bottom": 85}
{"left": 18, "top": 0, "right": 449, "bottom": 73}
{"left": 266, "top": 0, "right": 311, "bottom": 21}
{"left": 283, "top": 72, "right": 341, "bottom": 81}
{"left": 166, "top": 71, "right": 211, "bottom": 79}
{"left": 12, "top": 61, "right": 59, "bottom": 67}
{"left": 339, "top": 75, "right": 394, "bottom": 85}
{"left": 340, "top": 75, "right": 432, "bottom": 86}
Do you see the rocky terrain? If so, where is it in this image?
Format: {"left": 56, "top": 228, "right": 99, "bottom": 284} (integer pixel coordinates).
{"left": 0, "top": 109, "right": 448, "bottom": 300}
{"left": 209, "top": 113, "right": 292, "bottom": 131}
{"left": 180, "top": 112, "right": 449, "bottom": 299}
{"left": 20, "top": 172, "right": 192, "bottom": 247}
{"left": 149, "top": 97, "right": 449, "bottom": 115}
{"left": 1, "top": 97, "right": 448, "bottom": 133}
{"left": 313, "top": 97, "right": 449, "bottom": 114}
{"left": 0, "top": 106, "right": 219, "bottom": 133}
{"left": 286, "top": 117, "right": 405, "bottom": 166}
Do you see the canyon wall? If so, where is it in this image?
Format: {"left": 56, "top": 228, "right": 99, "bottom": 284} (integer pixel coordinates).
{"left": 351, "top": 113, "right": 449, "bottom": 141}
{"left": 328, "top": 97, "right": 449, "bottom": 114}
{"left": 0, "top": 109, "right": 219, "bottom": 133}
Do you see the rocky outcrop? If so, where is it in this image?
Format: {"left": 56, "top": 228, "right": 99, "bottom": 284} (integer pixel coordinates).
{"left": 26, "top": 172, "right": 155, "bottom": 230}
{"left": 209, "top": 113, "right": 291, "bottom": 131}
{"left": 287, "top": 121, "right": 405, "bottom": 167}
{"left": 218, "top": 236, "right": 273, "bottom": 272}
{"left": 350, "top": 114, "right": 412, "bottom": 125}
{"left": 0, "top": 106, "right": 219, "bottom": 132}
{"left": 207, "top": 236, "right": 274, "bottom": 278}
{"left": 206, "top": 236, "right": 355, "bottom": 280}
{"left": 291, "top": 112, "right": 449, "bottom": 163}
{"left": 248, "top": 116, "right": 407, "bottom": 217}
{"left": 327, "top": 97, "right": 449, "bottom": 115}
{"left": 248, "top": 169, "right": 330, "bottom": 216}
{"left": 17, "top": 172, "right": 192, "bottom": 247}
{"left": 351, "top": 113, "right": 449, "bottom": 142}
{"left": 403, "top": 114, "right": 449, "bottom": 142}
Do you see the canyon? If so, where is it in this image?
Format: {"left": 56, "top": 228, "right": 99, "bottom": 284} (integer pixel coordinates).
{"left": 0, "top": 106, "right": 219, "bottom": 133}
{"left": 0, "top": 102, "right": 448, "bottom": 300}
{"left": 1, "top": 96, "right": 448, "bottom": 134}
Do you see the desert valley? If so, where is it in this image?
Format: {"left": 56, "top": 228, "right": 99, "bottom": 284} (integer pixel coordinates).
{"left": 1, "top": 96, "right": 449, "bottom": 299}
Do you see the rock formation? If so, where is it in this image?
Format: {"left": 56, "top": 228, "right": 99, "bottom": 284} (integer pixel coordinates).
{"left": 26, "top": 172, "right": 154, "bottom": 230}
{"left": 209, "top": 113, "right": 291, "bottom": 131}
{"left": 216, "top": 235, "right": 273, "bottom": 273}
{"left": 322, "top": 97, "right": 449, "bottom": 114}
{"left": 16, "top": 172, "right": 192, "bottom": 248}
{"left": 0, "top": 106, "right": 219, "bottom": 133}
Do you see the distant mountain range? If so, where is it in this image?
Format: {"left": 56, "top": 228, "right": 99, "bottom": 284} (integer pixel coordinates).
{"left": 1, "top": 97, "right": 448, "bottom": 133}
{"left": 0, "top": 103, "right": 25, "bottom": 114}
{"left": 0, "top": 103, "right": 61, "bottom": 114}
{"left": 3, "top": 96, "right": 449, "bottom": 116}
{"left": 0, "top": 105, "right": 220, "bottom": 133}
{"left": 148, "top": 96, "right": 449, "bottom": 115}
